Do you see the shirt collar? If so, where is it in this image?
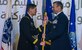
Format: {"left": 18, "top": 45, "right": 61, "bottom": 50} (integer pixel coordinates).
{"left": 55, "top": 11, "right": 62, "bottom": 16}
{"left": 27, "top": 13, "right": 33, "bottom": 19}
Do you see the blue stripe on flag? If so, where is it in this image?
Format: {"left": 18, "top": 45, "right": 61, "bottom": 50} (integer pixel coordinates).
{"left": 42, "top": 0, "right": 52, "bottom": 21}
{"left": 46, "top": 0, "right": 52, "bottom": 21}
{"left": 69, "top": 0, "right": 77, "bottom": 50}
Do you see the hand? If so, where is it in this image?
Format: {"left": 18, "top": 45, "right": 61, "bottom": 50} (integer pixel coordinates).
{"left": 42, "top": 16, "right": 48, "bottom": 26}
{"left": 40, "top": 41, "right": 45, "bottom": 46}
{"left": 42, "top": 33, "right": 46, "bottom": 39}
{"left": 44, "top": 15, "right": 48, "bottom": 21}
{"left": 44, "top": 16, "right": 48, "bottom": 24}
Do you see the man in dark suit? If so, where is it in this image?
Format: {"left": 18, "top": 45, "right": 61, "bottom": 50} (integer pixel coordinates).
{"left": 40, "top": 1, "right": 72, "bottom": 50}
{"left": 17, "top": 4, "right": 42, "bottom": 50}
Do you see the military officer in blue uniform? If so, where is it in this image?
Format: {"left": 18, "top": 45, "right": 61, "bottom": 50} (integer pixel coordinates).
{"left": 40, "top": 1, "right": 72, "bottom": 50}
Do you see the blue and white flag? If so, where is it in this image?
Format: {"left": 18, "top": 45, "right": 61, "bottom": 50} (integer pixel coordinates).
{"left": 42, "top": 0, "right": 52, "bottom": 21}
{"left": 1, "top": 18, "right": 13, "bottom": 50}
{"left": 46, "top": 0, "right": 52, "bottom": 21}
{"left": 69, "top": 0, "right": 77, "bottom": 50}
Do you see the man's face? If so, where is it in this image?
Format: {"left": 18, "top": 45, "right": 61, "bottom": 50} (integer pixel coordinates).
{"left": 30, "top": 7, "right": 37, "bottom": 16}
{"left": 52, "top": 3, "right": 60, "bottom": 14}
